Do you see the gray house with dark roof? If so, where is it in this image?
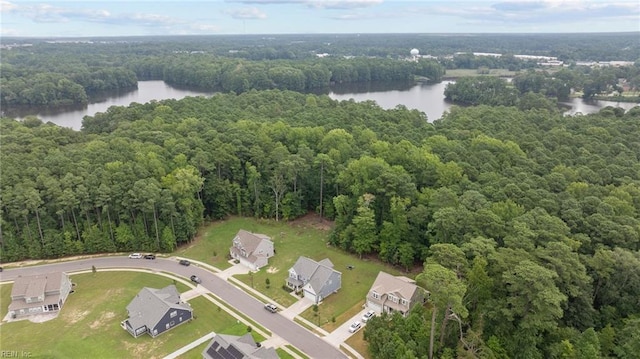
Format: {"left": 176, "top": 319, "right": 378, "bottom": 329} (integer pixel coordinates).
{"left": 8, "top": 272, "right": 72, "bottom": 318}
{"left": 230, "top": 230, "right": 274, "bottom": 271}
{"left": 366, "top": 271, "right": 428, "bottom": 317}
{"left": 202, "top": 333, "right": 279, "bottom": 359}
{"left": 122, "top": 285, "right": 192, "bottom": 338}
{"left": 286, "top": 257, "right": 341, "bottom": 304}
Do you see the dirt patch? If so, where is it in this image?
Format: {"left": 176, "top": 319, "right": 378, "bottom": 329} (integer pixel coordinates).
{"left": 90, "top": 311, "right": 116, "bottom": 329}
{"left": 266, "top": 266, "right": 279, "bottom": 274}
{"left": 289, "top": 212, "right": 334, "bottom": 231}
{"left": 65, "top": 309, "right": 90, "bottom": 324}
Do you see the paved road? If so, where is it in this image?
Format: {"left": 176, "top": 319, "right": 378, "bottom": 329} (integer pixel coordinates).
{"left": 0, "top": 257, "right": 347, "bottom": 359}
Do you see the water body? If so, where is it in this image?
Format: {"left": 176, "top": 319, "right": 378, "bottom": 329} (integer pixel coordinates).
{"left": 7, "top": 80, "right": 638, "bottom": 130}
{"left": 7, "top": 81, "right": 215, "bottom": 131}
{"left": 329, "top": 81, "right": 454, "bottom": 122}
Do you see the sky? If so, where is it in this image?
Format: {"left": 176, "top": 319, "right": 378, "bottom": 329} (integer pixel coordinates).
{"left": 1, "top": 0, "right": 639, "bottom": 37}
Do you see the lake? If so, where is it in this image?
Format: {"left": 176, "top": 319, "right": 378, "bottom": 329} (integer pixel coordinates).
{"left": 7, "top": 80, "right": 638, "bottom": 130}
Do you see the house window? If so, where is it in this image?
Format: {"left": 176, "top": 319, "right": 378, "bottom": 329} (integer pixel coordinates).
{"left": 401, "top": 299, "right": 408, "bottom": 306}
{"left": 170, "top": 310, "right": 177, "bottom": 318}
{"left": 390, "top": 295, "right": 398, "bottom": 303}
{"left": 372, "top": 291, "right": 380, "bottom": 299}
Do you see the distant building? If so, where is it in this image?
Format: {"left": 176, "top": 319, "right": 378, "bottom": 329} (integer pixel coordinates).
{"left": 202, "top": 333, "right": 279, "bottom": 359}
{"left": 8, "top": 272, "right": 73, "bottom": 319}
{"left": 122, "top": 285, "right": 193, "bottom": 338}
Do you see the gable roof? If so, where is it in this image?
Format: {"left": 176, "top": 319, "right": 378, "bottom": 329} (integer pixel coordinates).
{"left": 291, "top": 256, "right": 332, "bottom": 278}
{"left": 202, "top": 333, "right": 279, "bottom": 359}
{"left": 11, "top": 272, "right": 66, "bottom": 299}
{"left": 233, "top": 230, "right": 272, "bottom": 255}
{"left": 291, "top": 256, "right": 340, "bottom": 293}
{"left": 126, "top": 285, "right": 191, "bottom": 330}
{"left": 370, "top": 271, "right": 420, "bottom": 300}
{"left": 9, "top": 272, "right": 70, "bottom": 311}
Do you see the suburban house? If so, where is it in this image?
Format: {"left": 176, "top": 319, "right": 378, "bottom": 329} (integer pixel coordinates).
{"left": 8, "top": 272, "right": 73, "bottom": 319}
{"left": 229, "top": 230, "right": 275, "bottom": 271}
{"left": 122, "top": 285, "right": 193, "bottom": 338}
{"left": 286, "top": 256, "right": 341, "bottom": 304}
{"left": 366, "top": 271, "right": 428, "bottom": 317}
{"left": 202, "top": 333, "right": 279, "bottom": 359}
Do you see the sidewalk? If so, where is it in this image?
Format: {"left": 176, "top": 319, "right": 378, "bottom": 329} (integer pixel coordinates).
{"left": 175, "top": 258, "right": 364, "bottom": 358}
{"left": 163, "top": 331, "right": 216, "bottom": 359}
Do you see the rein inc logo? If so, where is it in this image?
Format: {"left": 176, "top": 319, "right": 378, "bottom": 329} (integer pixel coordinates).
{"left": 0, "top": 351, "right": 31, "bottom": 358}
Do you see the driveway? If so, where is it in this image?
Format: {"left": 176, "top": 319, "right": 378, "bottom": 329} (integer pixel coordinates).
{"left": 324, "top": 308, "right": 371, "bottom": 347}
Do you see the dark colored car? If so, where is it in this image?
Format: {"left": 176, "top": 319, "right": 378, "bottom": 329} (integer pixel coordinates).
{"left": 264, "top": 303, "right": 278, "bottom": 313}
{"left": 179, "top": 259, "right": 191, "bottom": 266}
{"left": 190, "top": 275, "right": 202, "bottom": 284}
{"left": 144, "top": 254, "right": 156, "bottom": 260}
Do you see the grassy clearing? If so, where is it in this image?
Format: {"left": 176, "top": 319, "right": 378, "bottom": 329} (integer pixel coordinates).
{"left": 175, "top": 217, "right": 273, "bottom": 269}
{"left": 192, "top": 216, "right": 408, "bottom": 332}
{"left": 0, "top": 272, "right": 256, "bottom": 359}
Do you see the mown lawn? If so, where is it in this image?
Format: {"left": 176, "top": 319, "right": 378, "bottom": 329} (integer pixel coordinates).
{"left": 198, "top": 216, "right": 408, "bottom": 333}
{"left": 175, "top": 217, "right": 276, "bottom": 270}
{"left": 0, "top": 272, "right": 255, "bottom": 358}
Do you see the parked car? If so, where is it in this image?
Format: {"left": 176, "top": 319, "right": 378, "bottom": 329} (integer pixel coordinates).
{"left": 348, "top": 321, "right": 362, "bottom": 333}
{"left": 179, "top": 259, "right": 191, "bottom": 266}
{"left": 144, "top": 254, "right": 156, "bottom": 260}
{"left": 128, "top": 253, "right": 142, "bottom": 259}
{"left": 264, "top": 303, "right": 278, "bottom": 313}
{"left": 190, "top": 275, "right": 202, "bottom": 284}
{"left": 362, "top": 310, "right": 376, "bottom": 322}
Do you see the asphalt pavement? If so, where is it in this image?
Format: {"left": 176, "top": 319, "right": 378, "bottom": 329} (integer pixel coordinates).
{"left": 0, "top": 256, "right": 348, "bottom": 359}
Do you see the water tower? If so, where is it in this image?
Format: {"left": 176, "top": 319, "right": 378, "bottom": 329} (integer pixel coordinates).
{"left": 410, "top": 48, "right": 419, "bottom": 60}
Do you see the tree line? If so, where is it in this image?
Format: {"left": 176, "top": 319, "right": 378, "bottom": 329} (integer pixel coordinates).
{"left": 444, "top": 64, "right": 640, "bottom": 108}
{"left": 1, "top": 88, "right": 639, "bottom": 357}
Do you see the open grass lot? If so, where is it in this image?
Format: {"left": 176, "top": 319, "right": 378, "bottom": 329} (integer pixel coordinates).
{"left": 175, "top": 217, "right": 278, "bottom": 270}
{"left": 209, "top": 216, "right": 407, "bottom": 331}
{"left": 0, "top": 272, "right": 255, "bottom": 359}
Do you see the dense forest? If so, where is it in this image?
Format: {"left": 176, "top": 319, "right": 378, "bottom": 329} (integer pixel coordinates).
{"left": 2, "top": 32, "right": 639, "bottom": 108}
{"left": 2, "top": 33, "right": 640, "bottom": 358}
{"left": 1, "top": 88, "right": 639, "bottom": 357}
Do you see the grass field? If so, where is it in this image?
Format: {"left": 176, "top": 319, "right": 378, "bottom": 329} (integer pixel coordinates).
{"left": 187, "top": 216, "right": 407, "bottom": 334}
{"left": 1, "top": 215, "right": 398, "bottom": 358}
{"left": 0, "top": 272, "right": 258, "bottom": 359}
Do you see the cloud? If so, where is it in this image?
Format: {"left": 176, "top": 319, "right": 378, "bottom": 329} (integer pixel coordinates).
{"left": 491, "top": 1, "right": 546, "bottom": 11}
{"left": 223, "top": 7, "right": 268, "bottom": 19}
{"left": 190, "top": 23, "right": 222, "bottom": 32}
{"left": 227, "top": 0, "right": 383, "bottom": 9}
{"left": 308, "top": 0, "right": 383, "bottom": 9}
{"left": 415, "top": 0, "right": 639, "bottom": 25}
{"left": 5, "top": 2, "right": 180, "bottom": 26}
{"left": 0, "top": 0, "right": 17, "bottom": 12}
{"left": 328, "top": 10, "right": 404, "bottom": 20}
